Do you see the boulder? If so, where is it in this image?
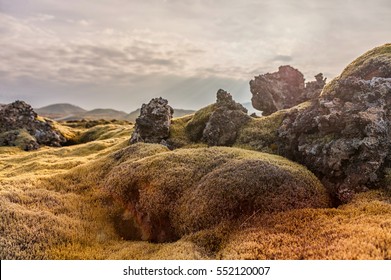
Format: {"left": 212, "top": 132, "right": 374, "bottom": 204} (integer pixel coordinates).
{"left": 250, "top": 65, "right": 326, "bottom": 115}
{"left": 186, "top": 89, "right": 250, "bottom": 146}
{"left": 277, "top": 43, "right": 391, "bottom": 203}
{"left": 130, "top": 97, "right": 174, "bottom": 145}
{"left": 202, "top": 89, "right": 250, "bottom": 146}
{"left": 0, "top": 100, "right": 66, "bottom": 150}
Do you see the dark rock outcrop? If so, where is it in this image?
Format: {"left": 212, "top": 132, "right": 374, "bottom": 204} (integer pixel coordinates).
{"left": 202, "top": 90, "right": 250, "bottom": 146}
{"left": 0, "top": 100, "right": 66, "bottom": 150}
{"left": 277, "top": 44, "right": 391, "bottom": 203}
{"left": 250, "top": 65, "right": 326, "bottom": 115}
{"left": 186, "top": 89, "right": 250, "bottom": 146}
{"left": 130, "top": 97, "right": 174, "bottom": 145}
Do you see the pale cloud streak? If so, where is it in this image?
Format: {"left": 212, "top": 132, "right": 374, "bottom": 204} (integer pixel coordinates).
{"left": 0, "top": 0, "right": 390, "bottom": 111}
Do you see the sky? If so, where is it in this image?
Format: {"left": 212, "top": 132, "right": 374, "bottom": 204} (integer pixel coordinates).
{"left": 0, "top": 0, "right": 390, "bottom": 112}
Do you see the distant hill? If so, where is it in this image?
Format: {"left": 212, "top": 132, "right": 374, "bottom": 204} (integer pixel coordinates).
{"left": 35, "top": 103, "right": 195, "bottom": 122}
{"left": 35, "top": 103, "right": 86, "bottom": 119}
{"left": 80, "top": 108, "right": 128, "bottom": 121}
{"left": 126, "top": 108, "right": 195, "bottom": 122}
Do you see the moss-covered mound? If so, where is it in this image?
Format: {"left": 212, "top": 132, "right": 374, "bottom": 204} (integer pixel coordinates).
{"left": 104, "top": 146, "right": 330, "bottom": 243}
{"left": 339, "top": 43, "right": 391, "bottom": 80}
{"left": 322, "top": 43, "right": 391, "bottom": 95}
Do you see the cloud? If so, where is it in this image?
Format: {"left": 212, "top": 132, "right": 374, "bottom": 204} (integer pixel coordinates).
{"left": 271, "top": 55, "right": 293, "bottom": 63}
{"left": 0, "top": 0, "right": 390, "bottom": 111}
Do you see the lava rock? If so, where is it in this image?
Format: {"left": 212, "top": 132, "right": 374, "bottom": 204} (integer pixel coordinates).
{"left": 250, "top": 65, "right": 326, "bottom": 115}
{"left": 277, "top": 44, "right": 391, "bottom": 203}
{"left": 186, "top": 89, "right": 250, "bottom": 146}
{"left": 202, "top": 90, "right": 250, "bottom": 146}
{"left": 0, "top": 100, "right": 66, "bottom": 150}
{"left": 130, "top": 97, "right": 174, "bottom": 145}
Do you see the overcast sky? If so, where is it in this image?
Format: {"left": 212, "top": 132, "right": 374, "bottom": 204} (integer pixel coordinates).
{"left": 0, "top": 0, "right": 390, "bottom": 111}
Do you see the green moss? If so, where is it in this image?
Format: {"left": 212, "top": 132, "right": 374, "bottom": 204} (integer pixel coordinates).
{"left": 341, "top": 43, "right": 391, "bottom": 78}
{"left": 0, "top": 129, "right": 37, "bottom": 150}
{"left": 321, "top": 43, "right": 391, "bottom": 97}
{"left": 167, "top": 115, "right": 193, "bottom": 148}
{"left": 234, "top": 110, "right": 287, "bottom": 153}
{"left": 185, "top": 104, "right": 216, "bottom": 141}
{"left": 234, "top": 102, "right": 312, "bottom": 153}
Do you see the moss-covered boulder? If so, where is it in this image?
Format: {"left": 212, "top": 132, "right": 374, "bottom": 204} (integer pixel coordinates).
{"left": 104, "top": 145, "right": 330, "bottom": 243}
{"left": 278, "top": 43, "right": 391, "bottom": 203}
{"left": 185, "top": 89, "right": 250, "bottom": 146}
{"left": 0, "top": 100, "right": 67, "bottom": 150}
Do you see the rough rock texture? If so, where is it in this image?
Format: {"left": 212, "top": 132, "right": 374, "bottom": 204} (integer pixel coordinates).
{"left": 250, "top": 65, "right": 326, "bottom": 115}
{"left": 0, "top": 100, "right": 66, "bottom": 150}
{"left": 277, "top": 44, "right": 391, "bottom": 203}
{"left": 202, "top": 89, "right": 251, "bottom": 146}
{"left": 185, "top": 89, "right": 250, "bottom": 146}
{"left": 130, "top": 97, "right": 174, "bottom": 145}
{"left": 304, "top": 73, "right": 327, "bottom": 99}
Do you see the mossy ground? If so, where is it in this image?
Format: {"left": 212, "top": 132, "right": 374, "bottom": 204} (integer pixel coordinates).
{"left": 340, "top": 43, "right": 391, "bottom": 79}
{"left": 1, "top": 117, "right": 391, "bottom": 259}
{"left": 322, "top": 43, "right": 391, "bottom": 95}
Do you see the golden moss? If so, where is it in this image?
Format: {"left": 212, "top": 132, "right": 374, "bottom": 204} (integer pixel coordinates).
{"left": 219, "top": 190, "right": 391, "bottom": 260}
{"left": 76, "top": 124, "right": 133, "bottom": 143}
{"left": 51, "top": 121, "right": 79, "bottom": 142}
{"left": 2, "top": 120, "right": 391, "bottom": 260}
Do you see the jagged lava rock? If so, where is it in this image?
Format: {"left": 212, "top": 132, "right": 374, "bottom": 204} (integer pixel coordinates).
{"left": 202, "top": 89, "right": 251, "bottom": 146}
{"left": 0, "top": 100, "right": 66, "bottom": 150}
{"left": 185, "top": 89, "right": 250, "bottom": 146}
{"left": 130, "top": 97, "right": 174, "bottom": 145}
{"left": 250, "top": 65, "right": 326, "bottom": 115}
{"left": 277, "top": 43, "right": 391, "bottom": 203}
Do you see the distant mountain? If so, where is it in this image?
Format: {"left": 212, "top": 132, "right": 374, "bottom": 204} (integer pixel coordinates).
{"left": 35, "top": 103, "right": 86, "bottom": 119}
{"left": 35, "top": 103, "right": 195, "bottom": 122}
{"left": 126, "top": 108, "right": 195, "bottom": 122}
{"left": 80, "top": 108, "right": 128, "bottom": 121}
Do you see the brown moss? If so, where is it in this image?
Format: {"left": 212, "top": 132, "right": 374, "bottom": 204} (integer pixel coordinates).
{"left": 104, "top": 146, "right": 330, "bottom": 242}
